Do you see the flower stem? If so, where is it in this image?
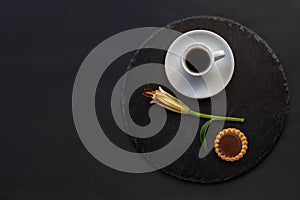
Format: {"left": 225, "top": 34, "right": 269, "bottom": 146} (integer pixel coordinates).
{"left": 188, "top": 110, "right": 244, "bottom": 122}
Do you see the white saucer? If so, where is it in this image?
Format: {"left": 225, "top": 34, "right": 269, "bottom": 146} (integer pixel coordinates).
{"left": 165, "top": 30, "right": 234, "bottom": 99}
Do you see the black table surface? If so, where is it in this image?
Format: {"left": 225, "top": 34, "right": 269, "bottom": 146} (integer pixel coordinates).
{"left": 1, "top": 0, "right": 299, "bottom": 199}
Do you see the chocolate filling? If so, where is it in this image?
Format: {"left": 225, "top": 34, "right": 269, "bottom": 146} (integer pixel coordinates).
{"left": 219, "top": 132, "right": 242, "bottom": 157}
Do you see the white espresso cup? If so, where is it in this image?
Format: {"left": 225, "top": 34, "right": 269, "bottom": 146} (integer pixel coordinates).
{"left": 181, "top": 43, "right": 226, "bottom": 76}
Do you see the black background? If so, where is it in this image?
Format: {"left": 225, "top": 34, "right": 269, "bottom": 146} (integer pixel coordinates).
{"left": 1, "top": 0, "right": 299, "bottom": 199}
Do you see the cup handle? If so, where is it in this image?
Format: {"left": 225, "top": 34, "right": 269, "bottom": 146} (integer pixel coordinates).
{"left": 214, "top": 50, "right": 226, "bottom": 61}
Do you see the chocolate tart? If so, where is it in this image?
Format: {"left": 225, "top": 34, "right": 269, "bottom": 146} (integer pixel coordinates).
{"left": 214, "top": 128, "right": 248, "bottom": 162}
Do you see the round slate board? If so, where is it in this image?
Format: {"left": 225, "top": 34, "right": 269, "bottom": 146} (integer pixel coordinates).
{"left": 123, "top": 16, "right": 289, "bottom": 183}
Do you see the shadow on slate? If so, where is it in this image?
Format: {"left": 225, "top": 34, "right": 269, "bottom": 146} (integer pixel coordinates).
{"left": 122, "top": 16, "right": 290, "bottom": 183}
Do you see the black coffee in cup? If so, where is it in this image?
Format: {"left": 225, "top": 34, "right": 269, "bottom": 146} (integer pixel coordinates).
{"left": 185, "top": 48, "right": 211, "bottom": 73}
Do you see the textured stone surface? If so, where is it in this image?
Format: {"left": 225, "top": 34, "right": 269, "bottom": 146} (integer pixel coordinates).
{"left": 124, "top": 16, "right": 289, "bottom": 183}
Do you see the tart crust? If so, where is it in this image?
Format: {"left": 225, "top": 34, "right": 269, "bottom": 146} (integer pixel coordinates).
{"left": 214, "top": 128, "right": 248, "bottom": 162}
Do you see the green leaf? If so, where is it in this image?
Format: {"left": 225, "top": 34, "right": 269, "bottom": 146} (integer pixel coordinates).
{"left": 200, "top": 120, "right": 213, "bottom": 151}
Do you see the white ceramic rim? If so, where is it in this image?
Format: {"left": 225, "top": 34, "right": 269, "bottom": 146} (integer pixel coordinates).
{"left": 181, "top": 42, "right": 214, "bottom": 77}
